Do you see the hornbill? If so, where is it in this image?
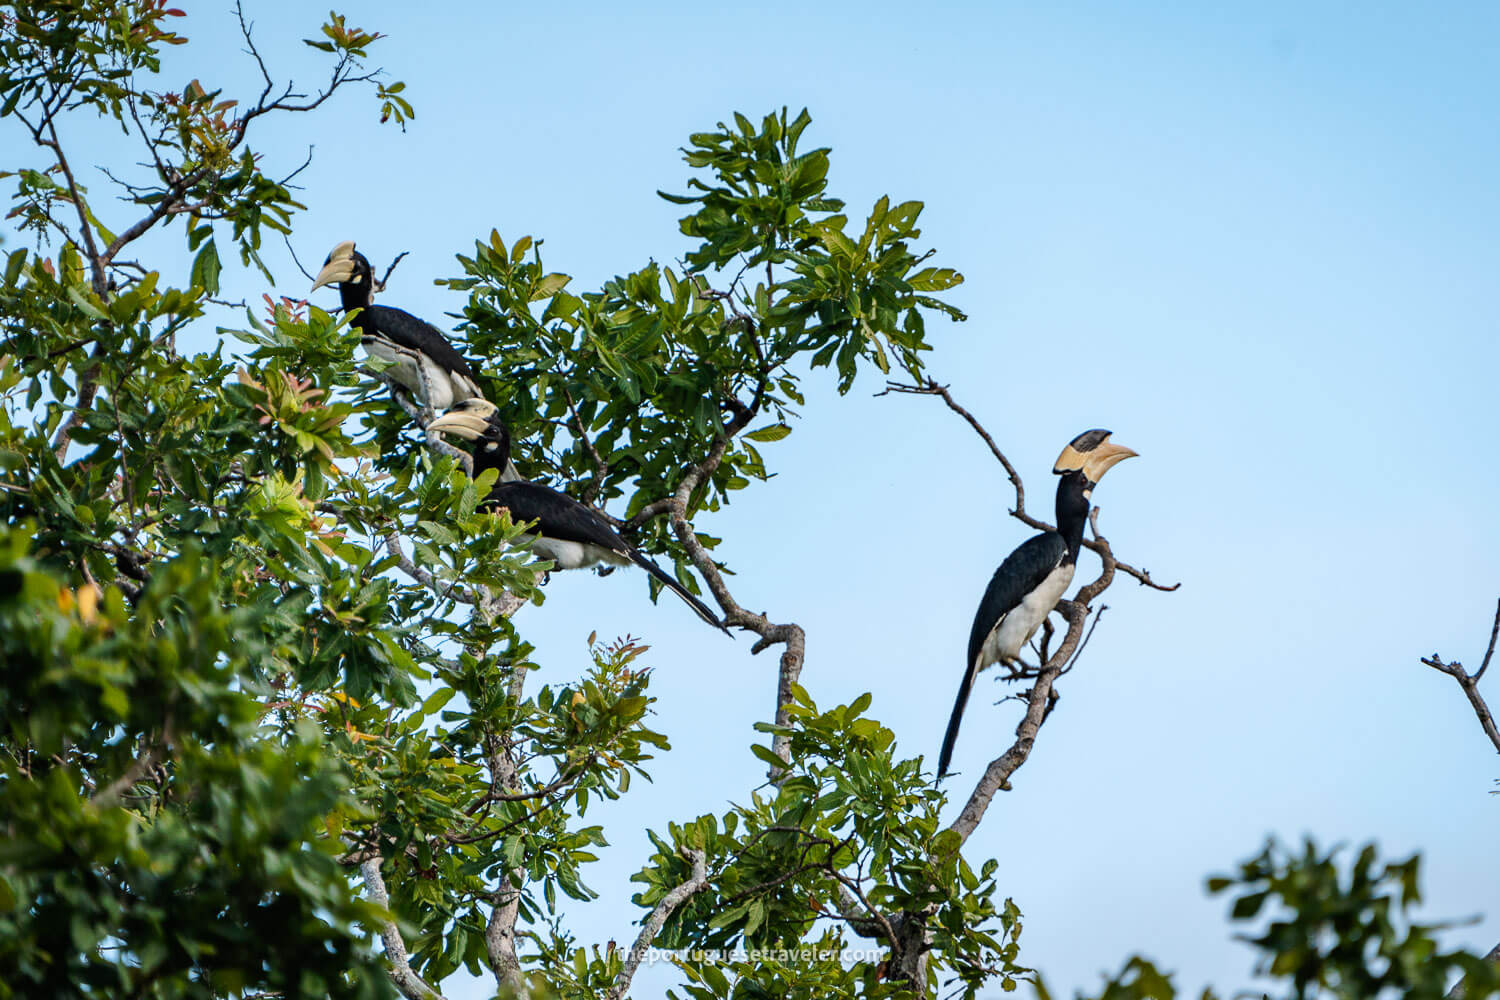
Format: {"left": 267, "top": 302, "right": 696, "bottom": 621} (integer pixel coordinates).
{"left": 936, "top": 429, "right": 1137, "bottom": 778}
{"left": 427, "top": 399, "right": 730, "bottom": 634}
{"left": 310, "top": 240, "right": 486, "bottom": 412}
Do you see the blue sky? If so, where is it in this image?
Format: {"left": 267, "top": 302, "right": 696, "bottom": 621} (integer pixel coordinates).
{"left": 36, "top": 2, "right": 1500, "bottom": 997}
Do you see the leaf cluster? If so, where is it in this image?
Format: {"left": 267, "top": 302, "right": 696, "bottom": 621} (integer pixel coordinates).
{"left": 440, "top": 108, "right": 965, "bottom": 587}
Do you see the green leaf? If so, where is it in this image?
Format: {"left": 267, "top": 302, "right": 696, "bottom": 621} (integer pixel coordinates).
{"left": 749, "top": 743, "right": 784, "bottom": 767}
{"left": 190, "top": 240, "right": 221, "bottom": 296}
{"left": 530, "top": 273, "right": 570, "bottom": 301}
{"left": 744, "top": 423, "right": 791, "bottom": 443}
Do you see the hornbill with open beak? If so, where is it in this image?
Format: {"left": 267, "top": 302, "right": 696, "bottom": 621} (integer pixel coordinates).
{"left": 310, "top": 240, "right": 486, "bottom": 412}
{"left": 428, "top": 399, "right": 730, "bottom": 634}
{"left": 936, "top": 429, "right": 1137, "bottom": 778}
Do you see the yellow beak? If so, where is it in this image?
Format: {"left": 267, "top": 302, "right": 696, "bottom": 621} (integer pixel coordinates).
{"left": 428, "top": 401, "right": 498, "bottom": 441}
{"left": 310, "top": 240, "right": 358, "bottom": 291}
{"left": 1053, "top": 431, "right": 1138, "bottom": 482}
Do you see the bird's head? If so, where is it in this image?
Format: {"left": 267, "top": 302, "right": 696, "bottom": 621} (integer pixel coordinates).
{"left": 310, "top": 240, "right": 373, "bottom": 293}
{"left": 429, "top": 399, "right": 510, "bottom": 464}
{"left": 1053, "top": 429, "right": 1137, "bottom": 494}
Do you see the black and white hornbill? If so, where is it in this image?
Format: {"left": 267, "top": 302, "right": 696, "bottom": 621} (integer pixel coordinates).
{"left": 936, "top": 430, "right": 1137, "bottom": 778}
{"left": 310, "top": 240, "right": 486, "bottom": 412}
{"left": 427, "top": 399, "right": 730, "bottom": 634}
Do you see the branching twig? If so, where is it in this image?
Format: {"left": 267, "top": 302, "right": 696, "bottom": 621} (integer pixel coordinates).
{"left": 1421, "top": 598, "right": 1500, "bottom": 755}
{"left": 1058, "top": 604, "right": 1108, "bottom": 678}
{"left": 375, "top": 250, "right": 410, "bottom": 294}
{"left": 881, "top": 378, "right": 1180, "bottom": 592}
{"left": 283, "top": 234, "right": 317, "bottom": 282}
{"left": 607, "top": 848, "right": 708, "bottom": 1000}
{"left": 381, "top": 529, "right": 523, "bottom": 617}
{"left": 561, "top": 384, "right": 609, "bottom": 506}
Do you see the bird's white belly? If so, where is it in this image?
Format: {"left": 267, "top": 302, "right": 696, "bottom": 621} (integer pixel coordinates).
{"left": 362, "top": 339, "right": 478, "bottom": 411}
{"left": 979, "top": 561, "right": 1075, "bottom": 669}
{"left": 525, "top": 535, "right": 630, "bottom": 571}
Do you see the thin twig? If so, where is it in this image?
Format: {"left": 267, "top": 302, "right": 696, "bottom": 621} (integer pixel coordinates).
{"left": 1058, "top": 605, "right": 1108, "bottom": 678}
{"left": 881, "top": 378, "right": 1180, "bottom": 592}
{"left": 375, "top": 250, "right": 410, "bottom": 294}
{"left": 560, "top": 383, "right": 609, "bottom": 506}
{"left": 283, "top": 234, "right": 316, "bottom": 282}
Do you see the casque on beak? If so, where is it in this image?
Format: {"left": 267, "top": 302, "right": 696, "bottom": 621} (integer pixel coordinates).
{"left": 310, "top": 240, "right": 359, "bottom": 292}
{"left": 427, "top": 400, "right": 499, "bottom": 441}
{"left": 1053, "top": 430, "right": 1138, "bottom": 484}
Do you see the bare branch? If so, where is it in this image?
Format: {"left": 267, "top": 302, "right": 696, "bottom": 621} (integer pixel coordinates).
{"left": 1420, "top": 598, "right": 1500, "bottom": 755}
{"left": 1475, "top": 598, "right": 1500, "bottom": 684}
{"left": 561, "top": 384, "right": 609, "bottom": 506}
{"left": 42, "top": 120, "right": 106, "bottom": 295}
{"left": 360, "top": 858, "right": 449, "bottom": 1000}
{"left": 879, "top": 378, "right": 1024, "bottom": 507}
{"left": 623, "top": 497, "right": 676, "bottom": 533}
{"left": 882, "top": 378, "right": 1180, "bottom": 592}
{"left": 485, "top": 879, "right": 526, "bottom": 997}
{"left": 1058, "top": 604, "right": 1108, "bottom": 678}
{"left": 375, "top": 251, "right": 410, "bottom": 294}
{"left": 608, "top": 848, "right": 708, "bottom": 1000}
{"left": 283, "top": 235, "right": 317, "bottom": 282}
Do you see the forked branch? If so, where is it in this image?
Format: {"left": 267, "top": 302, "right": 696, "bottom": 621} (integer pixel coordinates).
{"left": 1421, "top": 597, "right": 1500, "bottom": 755}
{"left": 881, "top": 378, "right": 1180, "bottom": 592}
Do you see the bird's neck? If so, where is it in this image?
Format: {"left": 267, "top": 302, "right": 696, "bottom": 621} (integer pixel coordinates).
{"left": 1054, "top": 471, "right": 1090, "bottom": 559}
{"left": 338, "top": 282, "right": 374, "bottom": 330}
{"left": 470, "top": 424, "right": 513, "bottom": 483}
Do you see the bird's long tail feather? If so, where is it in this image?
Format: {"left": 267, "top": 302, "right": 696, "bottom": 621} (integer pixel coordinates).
{"left": 628, "top": 550, "right": 731, "bottom": 635}
{"left": 937, "top": 656, "right": 982, "bottom": 778}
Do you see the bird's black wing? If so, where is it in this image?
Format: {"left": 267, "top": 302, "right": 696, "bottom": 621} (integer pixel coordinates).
{"left": 487, "top": 482, "right": 729, "bottom": 634}
{"left": 938, "top": 531, "right": 1067, "bottom": 778}
{"left": 488, "top": 481, "right": 629, "bottom": 552}
{"left": 368, "top": 305, "right": 480, "bottom": 381}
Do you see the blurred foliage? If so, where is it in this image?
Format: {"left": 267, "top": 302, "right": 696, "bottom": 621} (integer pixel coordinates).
{"left": 0, "top": 536, "right": 388, "bottom": 999}
{"left": 1047, "top": 840, "right": 1500, "bottom": 1000}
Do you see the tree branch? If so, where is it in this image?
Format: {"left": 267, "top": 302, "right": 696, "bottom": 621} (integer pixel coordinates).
{"left": 1421, "top": 598, "right": 1500, "bottom": 755}
{"left": 882, "top": 378, "right": 1180, "bottom": 592}
{"left": 360, "top": 858, "right": 448, "bottom": 1000}
{"left": 607, "top": 847, "right": 708, "bottom": 1000}
{"left": 561, "top": 384, "right": 608, "bottom": 506}
{"left": 374, "top": 250, "right": 409, "bottom": 294}
{"left": 947, "top": 519, "right": 1120, "bottom": 844}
